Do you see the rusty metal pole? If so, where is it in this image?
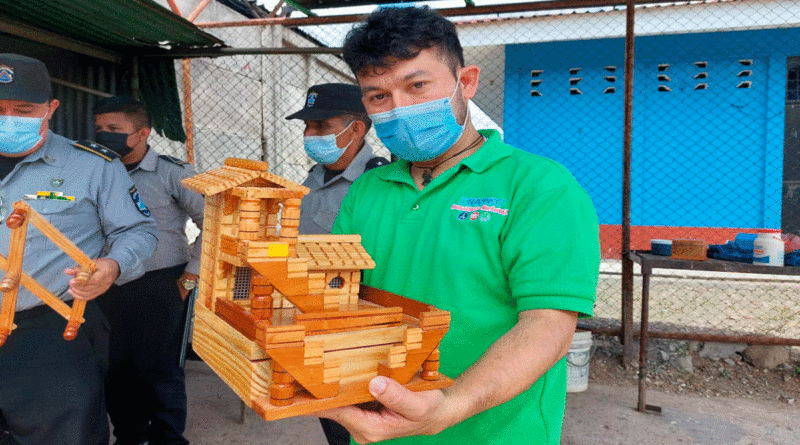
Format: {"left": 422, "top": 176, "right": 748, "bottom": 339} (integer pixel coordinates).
{"left": 637, "top": 267, "right": 650, "bottom": 411}
{"left": 182, "top": 59, "right": 195, "bottom": 164}
{"left": 188, "top": 0, "right": 213, "bottom": 22}
{"left": 179, "top": 1, "right": 211, "bottom": 164}
{"left": 166, "top": 0, "right": 181, "bottom": 15}
{"left": 621, "top": 0, "right": 636, "bottom": 366}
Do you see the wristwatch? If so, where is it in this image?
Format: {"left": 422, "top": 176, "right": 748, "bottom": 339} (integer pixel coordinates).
{"left": 181, "top": 278, "right": 198, "bottom": 291}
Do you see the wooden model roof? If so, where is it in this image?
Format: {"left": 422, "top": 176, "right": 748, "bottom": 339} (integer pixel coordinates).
{"left": 181, "top": 158, "right": 309, "bottom": 197}
{"left": 296, "top": 235, "right": 376, "bottom": 271}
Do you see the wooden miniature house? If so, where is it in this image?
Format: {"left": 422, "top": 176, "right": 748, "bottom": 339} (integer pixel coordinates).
{"left": 181, "top": 158, "right": 451, "bottom": 420}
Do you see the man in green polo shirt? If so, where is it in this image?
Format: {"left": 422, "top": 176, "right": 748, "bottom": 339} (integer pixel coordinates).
{"left": 318, "top": 6, "right": 600, "bottom": 445}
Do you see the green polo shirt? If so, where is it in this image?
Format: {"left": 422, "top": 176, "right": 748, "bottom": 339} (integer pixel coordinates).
{"left": 333, "top": 129, "right": 600, "bottom": 444}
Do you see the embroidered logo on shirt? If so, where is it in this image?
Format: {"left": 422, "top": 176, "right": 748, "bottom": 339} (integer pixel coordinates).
{"left": 451, "top": 196, "right": 508, "bottom": 221}
{"left": 51, "top": 178, "right": 64, "bottom": 187}
{"left": 129, "top": 186, "right": 151, "bottom": 217}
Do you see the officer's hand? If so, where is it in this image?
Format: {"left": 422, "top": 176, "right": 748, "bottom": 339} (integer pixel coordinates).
{"left": 315, "top": 377, "right": 455, "bottom": 443}
{"left": 177, "top": 271, "right": 199, "bottom": 300}
{"left": 65, "top": 258, "right": 120, "bottom": 301}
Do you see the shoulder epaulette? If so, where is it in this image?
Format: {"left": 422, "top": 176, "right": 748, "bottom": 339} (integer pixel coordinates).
{"left": 158, "top": 154, "right": 189, "bottom": 166}
{"left": 365, "top": 156, "right": 390, "bottom": 172}
{"left": 72, "top": 140, "right": 120, "bottom": 162}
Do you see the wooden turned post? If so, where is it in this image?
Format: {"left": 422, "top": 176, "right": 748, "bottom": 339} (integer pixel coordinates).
{"left": 0, "top": 208, "right": 28, "bottom": 293}
{"left": 251, "top": 294, "right": 273, "bottom": 320}
{"left": 238, "top": 199, "right": 262, "bottom": 241}
{"left": 270, "top": 362, "right": 296, "bottom": 406}
{"left": 250, "top": 273, "right": 274, "bottom": 321}
{"left": 63, "top": 299, "right": 86, "bottom": 341}
{"left": 0, "top": 208, "right": 29, "bottom": 346}
{"left": 278, "top": 198, "right": 301, "bottom": 254}
{"left": 421, "top": 348, "right": 441, "bottom": 381}
{"left": 265, "top": 203, "right": 280, "bottom": 239}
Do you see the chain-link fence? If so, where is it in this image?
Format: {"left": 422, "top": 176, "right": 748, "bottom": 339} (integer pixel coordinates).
{"left": 151, "top": 1, "right": 800, "bottom": 345}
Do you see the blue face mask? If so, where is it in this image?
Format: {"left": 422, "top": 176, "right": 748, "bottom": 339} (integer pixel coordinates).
{"left": 369, "top": 74, "right": 467, "bottom": 162}
{"left": 303, "top": 121, "right": 354, "bottom": 165}
{"left": 0, "top": 111, "right": 47, "bottom": 155}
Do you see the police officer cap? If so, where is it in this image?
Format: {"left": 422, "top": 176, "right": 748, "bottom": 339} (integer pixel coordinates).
{"left": 0, "top": 53, "right": 52, "bottom": 104}
{"left": 93, "top": 95, "right": 142, "bottom": 115}
{"left": 285, "top": 83, "right": 366, "bottom": 121}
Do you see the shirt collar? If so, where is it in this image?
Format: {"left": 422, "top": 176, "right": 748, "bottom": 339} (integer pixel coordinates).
{"left": 131, "top": 146, "right": 157, "bottom": 172}
{"left": 340, "top": 142, "right": 374, "bottom": 182}
{"left": 23, "top": 132, "right": 66, "bottom": 168}
{"left": 460, "top": 130, "right": 513, "bottom": 173}
{"left": 312, "top": 142, "right": 375, "bottom": 186}
{"left": 376, "top": 129, "right": 512, "bottom": 185}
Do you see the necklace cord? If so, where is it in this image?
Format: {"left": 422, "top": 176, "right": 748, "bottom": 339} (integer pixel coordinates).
{"left": 414, "top": 134, "right": 485, "bottom": 186}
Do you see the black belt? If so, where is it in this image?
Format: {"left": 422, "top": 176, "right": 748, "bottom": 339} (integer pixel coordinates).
{"left": 14, "top": 302, "right": 66, "bottom": 321}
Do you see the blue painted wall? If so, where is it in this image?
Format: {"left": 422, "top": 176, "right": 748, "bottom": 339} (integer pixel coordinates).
{"left": 504, "top": 28, "right": 797, "bottom": 228}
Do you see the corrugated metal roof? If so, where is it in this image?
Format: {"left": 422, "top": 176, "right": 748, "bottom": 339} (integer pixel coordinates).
{"left": 0, "top": 0, "right": 224, "bottom": 55}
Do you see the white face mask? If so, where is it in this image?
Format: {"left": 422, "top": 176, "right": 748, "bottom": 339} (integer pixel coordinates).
{"left": 0, "top": 109, "right": 48, "bottom": 155}
{"left": 303, "top": 121, "right": 354, "bottom": 165}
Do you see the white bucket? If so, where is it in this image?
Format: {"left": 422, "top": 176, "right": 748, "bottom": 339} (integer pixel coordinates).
{"left": 566, "top": 330, "right": 592, "bottom": 393}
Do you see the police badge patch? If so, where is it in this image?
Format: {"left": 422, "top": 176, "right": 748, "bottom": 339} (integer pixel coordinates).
{"left": 0, "top": 65, "right": 13, "bottom": 84}
{"left": 129, "top": 186, "right": 151, "bottom": 217}
{"left": 306, "top": 91, "right": 319, "bottom": 107}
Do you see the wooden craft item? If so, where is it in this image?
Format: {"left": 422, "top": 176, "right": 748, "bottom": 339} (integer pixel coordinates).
{"left": 671, "top": 239, "right": 707, "bottom": 261}
{"left": 0, "top": 201, "right": 96, "bottom": 345}
{"left": 184, "top": 158, "right": 453, "bottom": 421}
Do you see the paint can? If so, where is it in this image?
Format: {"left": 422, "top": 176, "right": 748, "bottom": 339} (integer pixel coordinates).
{"left": 651, "top": 239, "right": 672, "bottom": 256}
{"left": 566, "top": 330, "right": 592, "bottom": 393}
{"left": 753, "top": 229, "right": 784, "bottom": 266}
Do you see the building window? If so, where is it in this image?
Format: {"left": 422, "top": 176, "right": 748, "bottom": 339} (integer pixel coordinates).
{"left": 328, "top": 276, "right": 344, "bottom": 289}
{"left": 233, "top": 267, "right": 252, "bottom": 300}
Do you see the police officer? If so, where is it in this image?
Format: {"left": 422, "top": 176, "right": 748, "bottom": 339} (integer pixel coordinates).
{"left": 93, "top": 96, "right": 204, "bottom": 445}
{"left": 286, "top": 83, "right": 387, "bottom": 445}
{"left": 286, "top": 83, "right": 388, "bottom": 236}
{"left": 0, "top": 54, "right": 157, "bottom": 445}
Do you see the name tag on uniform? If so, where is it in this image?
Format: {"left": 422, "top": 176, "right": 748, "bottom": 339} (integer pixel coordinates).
{"left": 23, "top": 191, "right": 75, "bottom": 201}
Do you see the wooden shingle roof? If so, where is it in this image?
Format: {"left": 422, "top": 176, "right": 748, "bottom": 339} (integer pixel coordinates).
{"left": 181, "top": 158, "right": 308, "bottom": 196}
{"left": 296, "top": 235, "right": 376, "bottom": 271}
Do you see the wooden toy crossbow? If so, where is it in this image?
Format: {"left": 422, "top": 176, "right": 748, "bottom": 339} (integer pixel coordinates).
{"left": 0, "top": 201, "right": 96, "bottom": 346}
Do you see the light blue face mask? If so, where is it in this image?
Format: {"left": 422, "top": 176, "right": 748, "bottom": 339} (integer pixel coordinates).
{"left": 369, "top": 73, "right": 467, "bottom": 162}
{"left": 303, "top": 121, "right": 354, "bottom": 165}
{"left": 0, "top": 111, "right": 47, "bottom": 155}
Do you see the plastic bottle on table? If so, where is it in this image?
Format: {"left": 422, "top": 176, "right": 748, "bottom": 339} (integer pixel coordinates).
{"left": 753, "top": 229, "right": 784, "bottom": 266}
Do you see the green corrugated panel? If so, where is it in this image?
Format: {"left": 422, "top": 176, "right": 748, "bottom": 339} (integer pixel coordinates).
{"left": 283, "top": 0, "right": 316, "bottom": 17}
{"left": 0, "top": 0, "right": 223, "bottom": 51}
{"left": 139, "top": 59, "right": 186, "bottom": 143}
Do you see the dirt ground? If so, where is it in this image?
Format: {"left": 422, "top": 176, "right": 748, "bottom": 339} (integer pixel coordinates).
{"left": 588, "top": 334, "right": 800, "bottom": 405}
{"left": 177, "top": 335, "right": 800, "bottom": 445}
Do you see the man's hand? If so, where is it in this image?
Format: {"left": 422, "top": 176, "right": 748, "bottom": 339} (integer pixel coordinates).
{"left": 65, "top": 257, "right": 120, "bottom": 301}
{"left": 177, "top": 272, "right": 199, "bottom": 300}
{"left": 317, "top": 309, "right": 577, "bottom": 443}
{"left": 316, "top": 377, "right": 459, "bottom": 444}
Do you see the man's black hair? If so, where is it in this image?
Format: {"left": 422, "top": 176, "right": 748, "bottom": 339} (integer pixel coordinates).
{"left": 342, "top": 6, "right": 465, "bottom": 77}
{"left": 92, "top": 95, "right": 151, "bottom": 129}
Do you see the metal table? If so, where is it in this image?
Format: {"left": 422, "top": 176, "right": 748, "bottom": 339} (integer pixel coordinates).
{"left": 626, "top": 250, "right": 800, "bottom": 413}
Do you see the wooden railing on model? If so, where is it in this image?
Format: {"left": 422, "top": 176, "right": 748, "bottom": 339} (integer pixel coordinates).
{"left": 0, "top": 201, "right": 96, "bottom": 346}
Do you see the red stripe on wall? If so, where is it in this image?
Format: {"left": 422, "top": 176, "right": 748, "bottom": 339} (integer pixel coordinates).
{"left": 600, "top": 225, "right": 762, "bottom": 259}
